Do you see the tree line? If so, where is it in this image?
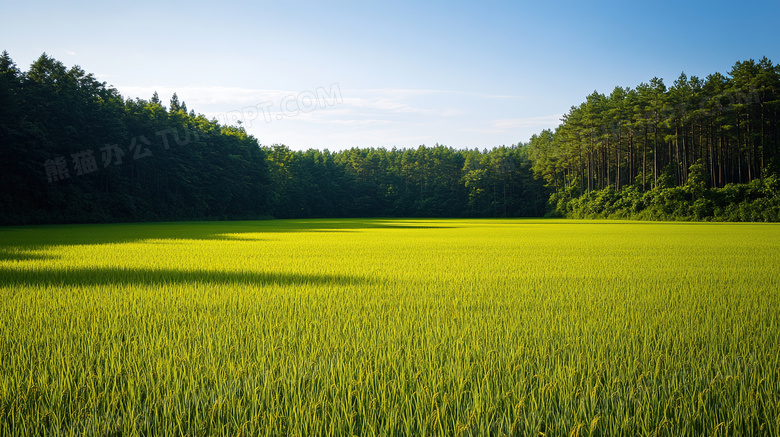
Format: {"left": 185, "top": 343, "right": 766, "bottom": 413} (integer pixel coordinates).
{"left": 0, "top": 52, "right": 547, "bottom": 225}
{"left": 2, "top": 52, "right": 778, "bottom": 225}
{"left": 262, "top": 143, "right": 547, "bottom": 219}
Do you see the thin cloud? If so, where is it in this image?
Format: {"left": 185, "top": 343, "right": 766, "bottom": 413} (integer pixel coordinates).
{"left": 109, "top": 84, "right": 547, "bottom": 149}
{"left": 492, "top": 114, "right": 563, "bottom": 130}
{"left": 114, "top": 85, "right": 518, "bottom": 115}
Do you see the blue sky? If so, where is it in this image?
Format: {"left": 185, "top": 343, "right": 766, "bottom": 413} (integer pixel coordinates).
{"left": 2, "top": 0, "right": 779, "bottom": 150}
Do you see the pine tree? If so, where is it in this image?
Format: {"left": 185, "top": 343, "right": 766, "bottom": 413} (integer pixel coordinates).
{"left": 170, "top": 92, "right": 180, "bottom": 112}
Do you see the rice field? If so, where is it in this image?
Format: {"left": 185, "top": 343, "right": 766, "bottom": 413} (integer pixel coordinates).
{"left": 1, "top": 218, "right": 779, "bottom": 436}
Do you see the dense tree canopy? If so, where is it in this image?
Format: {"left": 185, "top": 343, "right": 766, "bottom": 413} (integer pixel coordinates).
{"left": 261, "top": 144, "right": 547, "bottom": 219}
{"left": 527, "top": 57, "right": 780, "bottom": 221}
{"left": 0, "top": 52, "right": 547, "bottom": 225}
{"left": 1, "top": 52, "right": 778, "bottom": 224}
{"left": 0, "top": 52, "right": 272, "bottom": 224}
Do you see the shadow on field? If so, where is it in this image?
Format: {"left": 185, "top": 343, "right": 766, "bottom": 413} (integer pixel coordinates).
{"left": 0, "top": 249, "right": 55, "bottom": 262}
{"left": 0, "top": 219, "right": 458, "bottom": 262}
{"left": 0, "top": 266, "right": 367, "bottom": 288}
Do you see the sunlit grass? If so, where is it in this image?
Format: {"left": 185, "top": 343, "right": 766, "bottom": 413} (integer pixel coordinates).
{"left": 1, "top": 219, "right": 779, "bottom": 436}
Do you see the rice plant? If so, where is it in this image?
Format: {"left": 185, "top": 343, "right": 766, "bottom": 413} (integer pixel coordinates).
{"left": 1, "top": 219, "right": 778, "bottom": 436}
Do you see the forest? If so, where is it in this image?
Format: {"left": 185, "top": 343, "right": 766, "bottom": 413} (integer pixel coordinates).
{"left": 1, "top": 52, "right": 779, "bottom": 225}
{"left": 528, "top": 57, "right": 780, "bottom": 221}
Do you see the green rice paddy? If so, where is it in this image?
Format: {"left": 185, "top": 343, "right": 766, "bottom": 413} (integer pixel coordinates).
{"left": 1, "top": 219, "right": 779, "bottom": 436}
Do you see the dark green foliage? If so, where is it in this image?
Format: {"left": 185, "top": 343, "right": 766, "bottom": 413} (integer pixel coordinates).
{"left": 528, "top": 58, "right": 780, "bottom": 221}
{"left": 9, "top": 52, "right": 775, "bottom": 224}
{"left": 0, "top": 53, "right": 272, "bottom": 225}
{"left": 0, "top": 53, "right": 548, "bottom": 225}
{"left": 557, "top": 173, "right": 780, "bottom": 222}
{"left": 260, "top": 144, "right": 548, "bottom": 219}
